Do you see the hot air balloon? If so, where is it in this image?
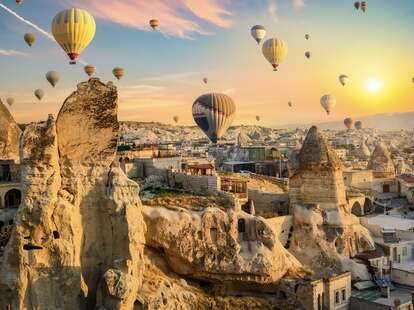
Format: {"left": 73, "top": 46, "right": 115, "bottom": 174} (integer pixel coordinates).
{"left": 288, "top": 101, "right": 292, "bottom": 107}
{"left": 361, "top": 1, "right": 367, "bottom": 12}
{"left": 256, "top": 115, "right": 261, "bottom": 122}
{"left": 192, "top": 93, "right": 236, "bottom": 144}
{"left": 355, "top": 121, "right": 362, "bottom": 130}
{"left": 84, "top": 65, "right": 95, "bottom": 77}
{"left": 203, "top": 77, "right": 208, "bottom": 84}
{"left": 24, "top": 33, "right": 36, "bottom": 47}
{"left": 6, "top": 97, "right": 14, "bottom": 106}
{"left": 320, "top": 95, "right": 336, "bottom": 115}
{"left": 305, "top": 51, "right": 311, "bottom": 59}
{"left": 52, "top": 8, "right": 96, "bottom": 64}
{"left": 354, "top": 2, "right": 360, "bottom": 10}
{"left": 46, "top": 71, "right": 60, "bottom": 87}
{"left": 305, "top": 34, "right": 310, "bottom": 40}
{"left": 339, "top": 75, "right": 349, "bottom": 86}
{"left": 250, "top": 25, "right": 266, "bottom": 45}
{"left": 16, "top": 0, "right": 23, "bottom": 4}
{"left": 34, "top": 89, "right": 44, "bottom": 101}
{"left": 112, "top": 67, "right": 124, "bottom": 80}
{"left": 173, "top": 115, "right": 179, "bottom": 124}
{"left": 344, "top": 117, "right": 354, "bottom": 130}
{"left": 262, "top": 38, "right": 288, "bottom": 71}
{"left": 150, "top": 19, "right": 159, "bottom": 30}
{"left": 411, "top": 77, "right": 414, "bottom": 84}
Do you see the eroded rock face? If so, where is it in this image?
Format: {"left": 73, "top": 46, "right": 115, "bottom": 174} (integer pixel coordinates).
{"left": 367, "top": 141, "right": 396, "bottom": 178}
{"left": 289, "top": 126, "right": 346, "bottom": 208}
{"left": 0, "top": 79, "right": 145, "bottom": 310}
{"left": 143, "top": 205, "right": 303, "bottom": 284}
{"left": 0, "top": 99, "right": 21, "bottom": 161}
{"left": 288, "top": 126, "right": 375, "bottom": 279}
{"left": 354, "top": 138, "right": 371, "bottom": 160}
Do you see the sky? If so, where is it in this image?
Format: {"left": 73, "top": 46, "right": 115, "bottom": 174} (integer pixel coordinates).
{"left": 1, "top": 0, "right": 414, "bottom": 127}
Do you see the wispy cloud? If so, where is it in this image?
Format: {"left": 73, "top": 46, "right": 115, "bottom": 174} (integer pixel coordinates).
{"left": 293, "top": 0, "right": 306, "bottom": 9}
{"left": 0, "top": 49, "right": 28, "bottom": 57}
{"left": 267, "top": 0, "right": 307, "bottom": 21}
{"left": 63, "top": 0, "right": 233, "bottom": 39}
{"left": 0, "top": 3, "right": 87, "bottom": 64}
{"left": 0, "top": 3, "right": 54, "bottom": 40}
{"left": 267, "top": 0, "right": 279, "bottom": 22}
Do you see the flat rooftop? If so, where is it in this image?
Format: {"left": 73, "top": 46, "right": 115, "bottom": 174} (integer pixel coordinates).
{"left": 367, "top": 214, "right": 414, "bottom": 231}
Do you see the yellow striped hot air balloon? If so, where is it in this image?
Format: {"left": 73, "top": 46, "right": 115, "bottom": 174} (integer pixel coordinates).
{"left": 51, "top": 8, "right": 96, "bottom": 64}
{"left": 262, "top": 38, "right": 288, "bottom": 71}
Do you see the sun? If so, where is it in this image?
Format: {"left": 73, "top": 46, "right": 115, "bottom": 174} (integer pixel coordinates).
{"left": 367, "top": 79, "right": 381, "bottom": 93}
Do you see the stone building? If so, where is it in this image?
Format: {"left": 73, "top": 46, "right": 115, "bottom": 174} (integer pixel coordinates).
{"left": 368, "top": 142, "right": 396, "bottom": 179}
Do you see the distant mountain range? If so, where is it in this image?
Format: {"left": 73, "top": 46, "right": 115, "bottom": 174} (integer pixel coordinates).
{"left": 282, "top": 111, "right": 414, "bottom": 131}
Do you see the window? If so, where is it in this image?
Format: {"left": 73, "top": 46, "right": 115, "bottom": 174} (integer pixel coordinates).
{"left": 237, "top": 219, "right": 246, "bottom": 233}
{"left": 335, "top": 291, "right": 340, "bottom": 305}
{"left": 403, "top": 247, "right": 408, "bottom": 256}
{"left": 341, "top": 289, "right": 346, "bottom": 301}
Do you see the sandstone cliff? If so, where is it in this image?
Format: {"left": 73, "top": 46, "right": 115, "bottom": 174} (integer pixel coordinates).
{"left": 0, "top": 98, "right": 21, "bottom": 161}
{"left": 0, "top": 79, "right": 145, "bottom": 309}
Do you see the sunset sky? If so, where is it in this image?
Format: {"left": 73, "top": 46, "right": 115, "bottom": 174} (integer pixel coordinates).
{"left": 1, "top": 0, "right": 414, "bottom": 127}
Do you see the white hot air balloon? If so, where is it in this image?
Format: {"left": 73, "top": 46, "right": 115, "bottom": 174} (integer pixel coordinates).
{"left": 250, "top": 25, "right": 266, "bottom": 45}
{"left": 339, "top": 75, "right": 349, "bottom": 86}
{"left": 320, "top": 95, "right": 336, "bottom": 115}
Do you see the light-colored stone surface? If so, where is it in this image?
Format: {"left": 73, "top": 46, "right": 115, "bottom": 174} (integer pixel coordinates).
{"left": 0, "top": 98, "right": 21, "bottom": 161}
{"left": 289, "top": 126, "right": 346, "bottom": 209}
{"left": 143, "top": 205, "right": 303, "bottom": 284}
{"left": 367, "top": 141, "right": 396, "bottom": 178}
{"left": 0, "top": 79, "right": 145, "bottom": 309}
{"left": 288, "top": 126, "right": 375, "bottom": 279}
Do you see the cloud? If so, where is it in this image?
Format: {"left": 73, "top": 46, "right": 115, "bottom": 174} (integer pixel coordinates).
{"left": 267, "top": 0, "right": 279, "bottom": 22}
{"left": 293, "top": 0, "right": 306, "bottom": 9}
{"left": 0, "top": 49, "right": 28, "bottom": 57}
{"left": 0, "top": 3, "right": 54, "bottom": 40}
{"left": 63, "top": 0, "right": 233, "bottom": 39}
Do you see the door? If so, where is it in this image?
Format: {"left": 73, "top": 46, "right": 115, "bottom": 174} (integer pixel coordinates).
{"left": 383, "top": 184, "right": 390, "bottom": 193}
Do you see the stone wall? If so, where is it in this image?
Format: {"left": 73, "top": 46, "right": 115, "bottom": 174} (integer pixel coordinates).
{"left": 167, "top": 172, "right": 220, "bottom": 195}
{"left": 248, "top": 189, "right": 289, "bottom": 216}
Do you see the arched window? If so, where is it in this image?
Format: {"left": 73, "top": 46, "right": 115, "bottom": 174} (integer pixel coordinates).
{"left": 4, "top": 189, "right": 21, "bottom": 208}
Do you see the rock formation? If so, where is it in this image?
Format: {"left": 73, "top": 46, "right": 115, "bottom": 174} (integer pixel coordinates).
{"left": 0, "top": 79, "right": 145, "bottom": 309}
{"left": 143, "top": 205, "right": 303, "bottom": 284}
{"left": 288, "top": 126, "right": 374, "bottom": 279}
{"left": 367, "top": 141, "right": 396, "bottom": 178}
{"left": 354, "top": 138, "right": 371, "bottom": 160}
{"left": 289, "top": 126, "right": 346, "bottom": 209}
{"left": 0, "top": 98, "right": 21, "bottom": 161}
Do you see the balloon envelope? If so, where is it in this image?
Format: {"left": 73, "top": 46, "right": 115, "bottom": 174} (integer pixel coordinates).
{"left": 6, "top": 97, "right": 14, "bottom": 106}
{"left": 203, "top": 77, "right": 208, "bottom": 84}
{"left": 305, "top": 34, "right": 310, "bottom": 40}
{"left": 46, "top": 71, "right": 60, "bottom": 87}
{"left": 52, "top": 8, "right": 96, "bottom": 64}
{"left": 173, "top": 116, "right": 179, "bottom": 123}
{"left": 355, "top": 121, "right": 362, "bottom": 129}
{"left": 250, "top": 25, "right": 266, "bottom": 44}
{"left": 34, "top": 89, "right": 44, "bottom": 101}
{"left": 262, "top": 38, "right": 288, "bottom": 71}
{"left": 150, "top": 19, "right": 159, "bottom": 30}
{"left": 192, "top": 93, "right": 236, "bottom": 143}
{"left": 344, "top": 117, "right": 354, "bottom": 129}
{"left": 354, "top": 2, "right": 360, "bottom": 10}
{"left": 24, "top": 33, "right": 36, "bottom": 47}
{"left": 112, "top": 67, "right": 124, "bottom": 80}
{"left": 305, "top": 51, "right": 311, "bottom": 59}
{"left": 361, "top": 1, "right": 367, "bottom": 12}
{"left": 339, "top": 75, "right": 349, "bottom": 86}
{"left": 84, "top": 65, "right": 95, "bottom": 77}
{"left": 256, "top": 115, "right": 261, "bottom": 121}
{"left": 320, "top": 95, "right": 336, "bottom": 115}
